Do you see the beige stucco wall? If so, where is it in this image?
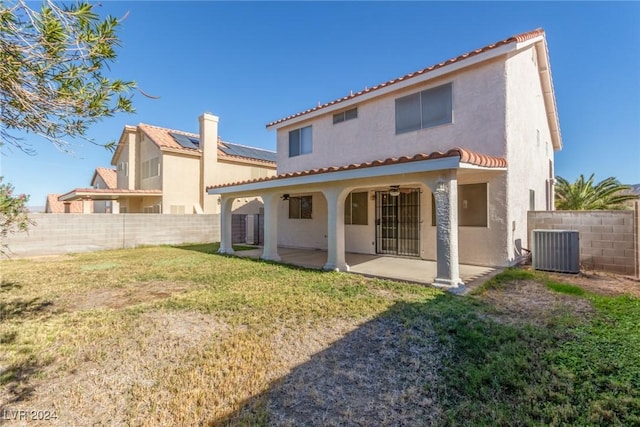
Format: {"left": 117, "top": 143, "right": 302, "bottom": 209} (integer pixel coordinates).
{"left": 268, "top": 168, "right": 509, "bottom": 267}
{"left": 278, "top": 192, "right": 328, "bottom": 249}
{"left": 162, "top": 152, "right": 201, "bottom": 214}
{"left": 138, "top": 134, "right": 163, "bottom": 191}
{"left": 268, "top": 56, "right": 516, "bottom": 267}
{"left": 505, "top": 45, "right": 557, "bottom": 262}
{"left": 275, "top": 58, "right": 507, "bottom": 175}
{"left": 116, "top": 141, "right": 130, "bottom": 189}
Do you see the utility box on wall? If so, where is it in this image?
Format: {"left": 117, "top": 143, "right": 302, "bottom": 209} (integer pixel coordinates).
{"left": 531, "top": 229, "right": 580, "bottom": 274}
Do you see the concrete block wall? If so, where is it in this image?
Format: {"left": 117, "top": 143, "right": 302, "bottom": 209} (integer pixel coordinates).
{"left": 3, "top": 214, "right": 220, "bottom": 258}
{"left": 528, "top": 203, "right": 639, "bottom": 277}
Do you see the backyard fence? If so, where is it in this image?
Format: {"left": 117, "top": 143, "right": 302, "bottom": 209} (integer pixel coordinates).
{"left": 3, "top": 214, "right": 221, "bottom": 258}
{"left": 528, "top": 202, "right": 640, "bottom": 277}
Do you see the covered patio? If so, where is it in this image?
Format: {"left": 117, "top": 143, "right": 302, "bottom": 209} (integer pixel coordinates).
{"left": 233, "top": 246, "right": 496, "bottom": 288}
{"left": 209, "top": 148, "right": 508, "bottom": 290}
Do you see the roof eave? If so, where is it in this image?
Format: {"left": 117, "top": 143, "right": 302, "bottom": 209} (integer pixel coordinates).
{"left": 266, "top": 43, "right": 517, "bottom": 131}
{"left": 533, "top": 38, "right": 562, "bottom": 151}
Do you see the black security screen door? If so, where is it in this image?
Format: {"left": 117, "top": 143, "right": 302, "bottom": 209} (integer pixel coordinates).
{"left": 375, "top": 189, "right": 420, "bottom": 256}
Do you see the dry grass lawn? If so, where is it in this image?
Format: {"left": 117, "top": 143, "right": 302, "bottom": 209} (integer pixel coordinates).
{"left": 0, "top": 245, "right": 442, "bottom": 425}
{"left": 1, "top": 245, "right": 638, "bottom": 425}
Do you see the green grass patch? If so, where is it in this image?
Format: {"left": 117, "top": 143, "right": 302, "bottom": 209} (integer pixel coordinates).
{"left": 433, "top": 268, "right": 640, "bottom": 425}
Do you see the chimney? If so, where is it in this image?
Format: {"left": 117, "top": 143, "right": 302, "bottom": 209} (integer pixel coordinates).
{"left": 199, "top": 112, "right": 219, "bottom": 213}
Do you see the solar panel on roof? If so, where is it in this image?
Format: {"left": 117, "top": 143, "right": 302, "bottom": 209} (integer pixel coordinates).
{"left": 170, "top": 133, "right": 200, "bottom": 149}
{"left": 220, "top": 143, "right": 276, "bottom": 162}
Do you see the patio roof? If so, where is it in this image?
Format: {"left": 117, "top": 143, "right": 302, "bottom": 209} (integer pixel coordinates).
{"left": 207, "top": 147, "right": 506, "bottom": 195}
{"left": 59, "top": 188, "right": 162, "bottom": 202}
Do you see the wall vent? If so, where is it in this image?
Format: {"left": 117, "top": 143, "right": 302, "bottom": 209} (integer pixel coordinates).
{"left": 531, "top": 230, "right": 580, "bottom": 274}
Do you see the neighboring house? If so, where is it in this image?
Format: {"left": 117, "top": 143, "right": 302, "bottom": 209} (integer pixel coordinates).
{"left": 208, "top": 29, "right": 562, "bottom": 288}
{"left": 59, "top": 114, "right": 277, "bottom": 214}
{"left": 45, "top": 194, "right": 85, "bottom": 213}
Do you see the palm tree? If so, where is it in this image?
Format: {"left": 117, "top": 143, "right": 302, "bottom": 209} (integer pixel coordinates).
{"left": 555, "top": 174, "right": 638, "bottom": 210}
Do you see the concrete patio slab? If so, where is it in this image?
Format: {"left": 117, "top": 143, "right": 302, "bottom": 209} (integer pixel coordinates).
{"left": 233, "top": 247, "right": 496, "bottom": 289}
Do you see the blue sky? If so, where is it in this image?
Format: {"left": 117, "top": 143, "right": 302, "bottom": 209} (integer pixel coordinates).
{"left": 2, "top": 1, "right": 639, "bottom": 208}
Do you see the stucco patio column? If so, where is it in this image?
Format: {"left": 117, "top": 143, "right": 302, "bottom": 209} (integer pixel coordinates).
{"left": 218, "top": 196, "right": 235, "bottom": 255}
{"left": 430, "top": 171, "right": 463, "bottom": 288}
{"left": 322, "top": 187, "right": 350, "bottom": 272}
{"left": 111, "top": 200, "right": 120, "bottom": 214}
{"left": 260, "top": 193, "right": 281, "bottom": 262}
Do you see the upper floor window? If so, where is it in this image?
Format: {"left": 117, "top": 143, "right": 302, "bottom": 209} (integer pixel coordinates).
{"left": 289, "top": 126, "right": 312, "bottom": 157}
{"left": 117, "top": 162, "right": 128, "bottom": 177}
{"left": 142, "top": 157, "right": 160, "bottom": 179}
{"left": 333, "top": 107, "right": 358, "bottom": 124}
{"left": 395, "top": 82, "right": 452, "bottom": 134}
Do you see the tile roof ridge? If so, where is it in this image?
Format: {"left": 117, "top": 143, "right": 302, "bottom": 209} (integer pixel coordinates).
{"left": 266, "top": 28, "right": 545, "bottom": 128}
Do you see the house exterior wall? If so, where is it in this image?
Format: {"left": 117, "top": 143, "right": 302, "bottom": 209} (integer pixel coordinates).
{"left": 275, "top": 58, "right": 507, "bottom": 174}
{"left": 162, "top": 152, "right": 201, "bottom": 214}
{"left": 138, "top": 134, "right": 163, "bottom": 191}
{"left": 278, "top": 192, "right": 328, "bottom": 249}
{"left": 505, "top": 45, "right": 557, "bottom": 262}
{"left": 268, "top": 57, "right": 514, "bottom": 267}
{"left": 116, "top": 141, "right": 130, "bottom": 189}
{"left": 210, "top": 160, "right": 277, "bottom": 215}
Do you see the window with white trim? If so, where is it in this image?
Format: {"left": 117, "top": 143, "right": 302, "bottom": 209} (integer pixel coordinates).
{"left": 395, "top": 83, "right": 452, "bottom": 134}
{"left": 289, "top": 126, "right": 312, "bottom": 157}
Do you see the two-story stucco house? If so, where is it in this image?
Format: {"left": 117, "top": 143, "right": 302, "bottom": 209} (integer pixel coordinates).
{"left": 208, "top": 29, "right": 562, "bottom": 288}
{"left": 59, "top": 114, "right": 277, "bottom": 215}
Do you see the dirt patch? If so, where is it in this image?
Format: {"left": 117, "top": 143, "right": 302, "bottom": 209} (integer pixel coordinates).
{"left": 67, "top": 281, "right": 187, "bottom": 310}
{"left": 479, "top": 280, "right": 595, "bottom": 325}
{"left": 546, "top": 270, "right": 640, "bottom": 298}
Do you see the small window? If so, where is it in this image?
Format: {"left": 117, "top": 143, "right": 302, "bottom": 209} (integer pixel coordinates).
{"left": 288, "top": 126, "right": 312, "bottom": 157}
{"left": 395, "top": 83, "right": 452, "bottom": 134}
{"left": 529, "top": 189, "right": 535, "bottom": 211}
{"left": 289, "top": 195, "right": 312, "bottom": 219}
{"left": 344, "top": 192, "right": 368, "bottom": 225}
{"left": 333, "top": 107, "right": 358, "bottom": 124}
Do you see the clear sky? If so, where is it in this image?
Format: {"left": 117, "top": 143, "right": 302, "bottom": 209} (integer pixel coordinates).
{"left": 2, "top": 1, "right": 639, "bottom": 208}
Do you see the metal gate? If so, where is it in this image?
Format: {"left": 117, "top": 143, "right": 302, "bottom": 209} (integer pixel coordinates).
{"left": 231, "top": 214, "right": 246, "bottom": 244}
{"left": 375, "top": 189, "right": 420, "bottom": 256}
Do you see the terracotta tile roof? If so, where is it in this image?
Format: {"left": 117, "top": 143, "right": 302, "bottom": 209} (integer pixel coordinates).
{"left": 266, "top": 28, "right": 545, "bottom": 128}
{"left": 45, "top": 194, "right": 84, "bottom": 213}
{"left": 137, "top": 123, "right": 276, "bottom": 165}
{"left": 207, "top": 147, "right": 506, "bottom": 190}
{"left": 93, "top": 167, "right": 117, "bottom": 189}
{"left": 59, "top": 188, "right": 163, "bottom": 199}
